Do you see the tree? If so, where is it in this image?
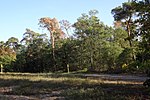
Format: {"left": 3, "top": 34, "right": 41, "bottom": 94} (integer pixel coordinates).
{"left": 39, "top": 17, "right": 65, "bottom": 71}
{"left": 21, "top": 28, "right": 40, "bottom": 45}
{"left": 111, "top": 2, "right": 136, "bottom": 47}
{"left": 0, "top": 41, "right": 16, "bottom": 73}
{"left": 73, "top": 10, "right": 102, "bottom": 71}
{"left": 54, "top": 38, "right": 81, "bottom": 72}
{"left": 73, "top": 10, "right": 123, "bottom": 72}
{"left": 14, "top": 29, "right": 51, "bottom": 72}
{"left": 113, "top": 28, "right": 129, "bottom": 48}
{"left": 111, "top": 1, "right": 140, "bottom": 71}
{"left": 133, "top": 0, "right": 150, "bottom": 75}
{"left": 6, "top": 37, "right": 19, "bottom": 52}
{"left": 60, "top": 20, "right": 72, "bottom": 37}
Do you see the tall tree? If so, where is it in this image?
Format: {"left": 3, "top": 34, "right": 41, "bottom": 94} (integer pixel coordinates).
{"left": 39, "top": 17, "right": 65, "bottom": 71}
{"left": 73, "top": 10, "right": 123, "bottom": 72}
{"left": 134, "top": 0, "right": 150, "bottom": 74}
{"left": 111, "top": 2, "right": 136, "bottom": 47}
{"left": 73, "top": 10, "right": 101, "bottom": 71}
{"left": 19, "top": 29, "right": 49, "bottom": 72}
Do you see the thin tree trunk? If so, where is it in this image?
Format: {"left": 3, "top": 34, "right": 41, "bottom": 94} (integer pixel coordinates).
{"left": 89, "top": 36, "right": 94, "bottom": 72}
{"left": 90, "top": 52, "right": 94, "bottom": 71}
{"left": 67, "top": 64, "right": 70, "bottom": 73}
{"left": 126, "top": 21, "right": 132, "bottom": 47}
{"left": 1, "top": 64, "right": 3, "bottom": 73}
{"left": 65, "top": 28, "right": 70, "bottom": 37}
{"left": 50, "top": 31, "right": 56, "bottom": 72}
{"left": 126, "top": 20, "right": 136, "bottom": 60}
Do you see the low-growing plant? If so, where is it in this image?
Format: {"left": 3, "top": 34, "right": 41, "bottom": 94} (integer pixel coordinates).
{"left": 0, "top": 73, "right": 149, "bottom": 100}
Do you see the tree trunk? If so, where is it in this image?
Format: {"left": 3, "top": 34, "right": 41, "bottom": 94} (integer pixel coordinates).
{"left": 89, "top": 36, "right": 94, "bottom": 72}
{"left": 1, "top": 64, "right": 3, "bottom": 73}
{"left": 126, "top": 22, "right": 132, "bottom": 47}
{"left": 67, "top": 64, "right": 70, "bottom": 73}
{"left": 50, "top": 32, "right": 56, "bottom": 72}
{"left": 126, "top": 20, "right": 136, "bottom": 60}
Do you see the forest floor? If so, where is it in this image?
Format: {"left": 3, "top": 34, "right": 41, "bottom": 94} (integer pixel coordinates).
{"left": 0, "top": 73, "right": 150, "bottom": 100}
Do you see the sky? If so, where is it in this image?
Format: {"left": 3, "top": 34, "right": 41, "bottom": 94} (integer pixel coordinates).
{"left": 0, "top": 0, "right": 127, "bottom": 42}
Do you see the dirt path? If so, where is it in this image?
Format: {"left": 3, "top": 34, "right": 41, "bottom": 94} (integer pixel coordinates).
{"left": 80, "top": 73, "right": 149, "bottom": 82}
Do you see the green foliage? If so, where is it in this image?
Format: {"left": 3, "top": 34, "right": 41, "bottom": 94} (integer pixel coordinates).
{"left": 111, "top": 1, "right": 150, "bottom": 73}
{"left": 0, "top": 10, "right": 126, "bottom": 73}
{"left": 54, "top": 38, "right": 82, "bottom": 71}
{"left": 113, "top": 28, "right": 129, "bottom": 48}
{"left": 13, "top": 29, "right": 52, "bottom": 72}
{"left": 112, "top": 1, "right": 137, "bottom": 47}
{"left": 0, "top": 43, "right": 16, "bottom": 72}
{"left": 131, "top": 0, "right": 150, "bottom": 74}
{"left": 3, "top": 8, "right": 148, "bottom": 73}
{"left": 111, "top": 2, "right": 136, "bottom": 21}
{"left": 6, "top": 37, "right": 19, "bottom": 52}
{"left": 72, "top": 10, "right": 124, "bottom": 72}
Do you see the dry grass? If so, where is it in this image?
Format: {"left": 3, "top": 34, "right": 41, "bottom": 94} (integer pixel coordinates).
{"left": 0, "top": 73, "right": 149, "bottom": 100}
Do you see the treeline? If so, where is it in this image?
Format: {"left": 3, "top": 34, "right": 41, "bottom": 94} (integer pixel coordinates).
{"left": 0, "top": 0, "right": 150, "bottom": 75}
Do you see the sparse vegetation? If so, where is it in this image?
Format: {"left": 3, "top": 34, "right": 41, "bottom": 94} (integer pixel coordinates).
{"left": 0, "top": 73, "right": 150, "bottom": 100}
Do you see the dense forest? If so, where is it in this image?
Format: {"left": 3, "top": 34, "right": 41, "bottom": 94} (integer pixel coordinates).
{"left": 0, "top": 0, "right": 150, "bottom": 75}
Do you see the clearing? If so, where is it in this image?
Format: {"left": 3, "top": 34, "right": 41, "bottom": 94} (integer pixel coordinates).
{"left": 0, "top": 73, "right": 149, "bottom": 100}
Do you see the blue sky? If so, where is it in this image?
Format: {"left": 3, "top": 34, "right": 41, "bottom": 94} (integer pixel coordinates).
{"left": 0, "top": 0, "right": 127, "bottom": 41}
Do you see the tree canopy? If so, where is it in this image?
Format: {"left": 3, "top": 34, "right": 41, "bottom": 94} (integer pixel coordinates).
{"left": 0, "top": 1, "right": 150, "bottom": 75}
